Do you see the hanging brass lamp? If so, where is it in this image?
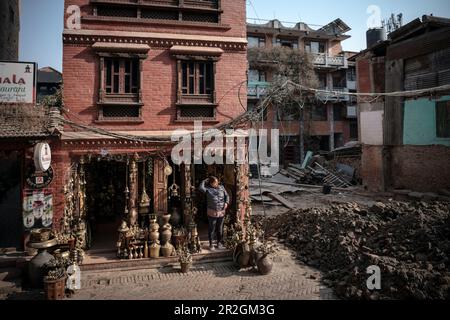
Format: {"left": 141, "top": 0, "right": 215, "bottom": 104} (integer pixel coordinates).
{"left": 139, "top": 160, "right": 151, "bottom": 215}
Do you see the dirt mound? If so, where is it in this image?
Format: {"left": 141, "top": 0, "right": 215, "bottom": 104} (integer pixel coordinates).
{"left": 261, "top": 201, "right": 450, "bottom": 299}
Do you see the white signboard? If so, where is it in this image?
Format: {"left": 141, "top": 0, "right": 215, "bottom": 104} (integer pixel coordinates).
{"left": 34, "top": 142, "right": 52, "bottom": 172}
{"left": 360, "top": 111, "right": 384, "bottom": 146}
{"left": 0, "top": 61, "right": 36, "bottom": 104}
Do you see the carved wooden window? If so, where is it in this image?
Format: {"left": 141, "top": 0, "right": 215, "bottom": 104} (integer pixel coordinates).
{"left": 105, "top": 58, "right": 139, "bottom": 95}
{"left": 181, "top": 61, "right": 213, "bottom": 95}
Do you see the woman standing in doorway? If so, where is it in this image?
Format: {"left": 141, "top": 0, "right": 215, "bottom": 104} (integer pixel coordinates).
{"left": 199, "top": 176, "right": 229, "bottom": 251}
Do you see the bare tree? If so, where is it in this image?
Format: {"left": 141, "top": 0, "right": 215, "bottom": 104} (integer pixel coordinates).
{"left": 248, "top": 47, "right": 318, "bottom": 163}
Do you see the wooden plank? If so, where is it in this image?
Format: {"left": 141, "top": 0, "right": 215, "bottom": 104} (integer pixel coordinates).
{"left": 263, "top": 192, "right": 295, "bottom": 209}
{"left": 384, "top": 58, "right": 404, "bottom": 146}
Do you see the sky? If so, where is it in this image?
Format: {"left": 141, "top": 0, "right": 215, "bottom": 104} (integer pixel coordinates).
{"left": 19, "top": 0, "right": 450, "bottom": 72}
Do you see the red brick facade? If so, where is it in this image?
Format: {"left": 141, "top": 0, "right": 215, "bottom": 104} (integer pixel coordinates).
{"left": 51, "top": 0, "right": 248, "bottom": 229}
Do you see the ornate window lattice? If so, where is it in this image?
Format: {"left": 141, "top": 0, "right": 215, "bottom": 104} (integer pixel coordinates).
{"left": 182, "top": 12, "right": 218, "bottom": 23}
{"left": 178, "top": 106, "right": 215, "bottom": 120}
{"left": 102, "top": 105, "right": 141, "bottom": 119}
{"left": 141, "top": 9, "right": 179, "bottom": 20}
{"left": 93, "top": 2, "right": 220, "bottom": 23}
{"left": 97, "top": 6, "right": 137, "bottom": 18}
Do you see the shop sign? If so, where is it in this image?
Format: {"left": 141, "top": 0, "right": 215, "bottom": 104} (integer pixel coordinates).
{"left": 33, "top": 142, "right": 52, "bottom": 172}
{"left": 0, "top": 61, "right": 36, "bottom": 104}
{"left": 26, "top": 166, "right": 54, "bottom": 189}
{"left": 22, "top": 189, "right": 53, "bottom": 230}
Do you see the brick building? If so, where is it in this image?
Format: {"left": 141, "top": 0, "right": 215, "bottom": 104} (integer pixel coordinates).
{"left": 37, "top": 67, "right": 63, "bottom": 103}
{"left": 0, "top": 0, "right": 20, "bottom": 61}
{"left": 52, "top": 0, "right": 249, "bottom": 255}
{"left": 353, "top": 15, "right": 450, "bottom": 193}
{"left": 246, "top": 19, "right": 358, "bottom": 166}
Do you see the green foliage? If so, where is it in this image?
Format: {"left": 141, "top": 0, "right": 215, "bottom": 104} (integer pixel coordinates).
{"left": 40, "top": 86, "right": 64, "bottom": 110}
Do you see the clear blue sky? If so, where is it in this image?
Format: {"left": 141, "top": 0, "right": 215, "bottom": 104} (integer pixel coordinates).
{"left": 19, "top": 0, "right": 450, "bottom": 72}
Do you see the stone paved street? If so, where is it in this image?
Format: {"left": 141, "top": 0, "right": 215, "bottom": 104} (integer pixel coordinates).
{"left": 70, "top": 246, "right": 335, "bottom": 300}
{"left": 1, "top": 245, "right": 335, "bottom": 300}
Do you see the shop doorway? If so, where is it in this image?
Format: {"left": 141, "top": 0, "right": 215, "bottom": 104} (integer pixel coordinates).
{"left": 191, "top": 164, "right": 237, "bottom": 247}
{"left": 84, "top": 160, "right": 128, "bottom": 251}
{"left": 0, "top": 151, "right": 23, "bottom": 250}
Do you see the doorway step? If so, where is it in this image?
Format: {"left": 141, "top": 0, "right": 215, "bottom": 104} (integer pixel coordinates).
{"left": 81, "top": 247, "right": 232, "bottom": 273}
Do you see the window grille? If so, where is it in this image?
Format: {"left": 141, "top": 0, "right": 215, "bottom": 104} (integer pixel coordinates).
{"left": 97, "top": 6, "right": 137, "bottom": 18}
{"left": 182, "top": 12, "right": 218, "bottom": 23}
{"left": 102, "top": 105, "right": 140, "bottom": 119}
{"left": 179, "top": 106, "right": 215, "bottom": 119}
{"left": 141, "top": 9, "right": 178, "bottom": 20}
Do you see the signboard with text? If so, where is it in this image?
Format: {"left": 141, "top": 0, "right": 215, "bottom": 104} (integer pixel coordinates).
{"left": 0, "top": 61, "right": 37, "bottom": 104}
{"left": 22, "top": 189, "right": 53, "bottom": 230}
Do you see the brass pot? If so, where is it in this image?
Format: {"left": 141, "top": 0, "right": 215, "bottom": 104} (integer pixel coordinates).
{"left": 149, "top": 230, "right": 160, "bottom": 242}
{"left": 149, "top": 244, "right": 161, "bottom": 259}
{"left": 162, "top": 214, "right": 171, "bottom": 226}
{"left": 161, "top": 244, "right": 174, "bottom": 258}
{"left": 256, "top": 254, "right": 273, "bottom": 275}
{"left": 161, "top": 228, "right": 172, "bottom": 244}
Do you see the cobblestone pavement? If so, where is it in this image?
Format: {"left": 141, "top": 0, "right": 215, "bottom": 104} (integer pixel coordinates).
{"left": 70, "top": 246, "right": 336, "bottom": 300}
{"left": 1, "top": 246, "right": 336, "bottom": 300}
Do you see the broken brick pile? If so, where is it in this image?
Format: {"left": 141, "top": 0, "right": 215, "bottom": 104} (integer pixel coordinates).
{"left": 260, "top": 201, "right": 450, "bottom": 300}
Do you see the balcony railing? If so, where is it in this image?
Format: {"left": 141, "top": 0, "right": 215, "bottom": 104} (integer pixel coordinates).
{"left": 316, "top": 87, "right": 350, "bottom": 102}
{"left": 248, "top": 82, "right": 269, "bottom": 98}
{"left": 311, "top": 54, "right": 347, "bottom": 68}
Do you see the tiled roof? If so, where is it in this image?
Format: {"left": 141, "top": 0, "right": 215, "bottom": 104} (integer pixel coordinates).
{"left": 0, "top": 104, "right": 60, "bottom": 139}
{"left": 37, "top": 67, "right": 62, "bottom": 84}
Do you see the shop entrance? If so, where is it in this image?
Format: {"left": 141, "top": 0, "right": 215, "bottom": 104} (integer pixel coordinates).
{"left": 190, "top": 164, "right": 237, "bottom": 247}
{"left": 0, "top": 151, "right": 23, "bottom": 250}
{"left": 84, "top": 160, "right": 128, "bottom": 251}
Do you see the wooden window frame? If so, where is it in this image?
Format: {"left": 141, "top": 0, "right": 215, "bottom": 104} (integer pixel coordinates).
{"left": 96, "top": 51, "right": 147, "bottom": 122}
{"left": 175, "top": 56, "right": 218, "bottom": 106}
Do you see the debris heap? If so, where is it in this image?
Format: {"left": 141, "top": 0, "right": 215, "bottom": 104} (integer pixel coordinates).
{"left": 262, "top": 201, "right": 450, "bottom": 299}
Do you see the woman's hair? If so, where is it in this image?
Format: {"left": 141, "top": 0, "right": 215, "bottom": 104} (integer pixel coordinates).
{"left": 209, "top": 176, "right": 219, "bottom": 184}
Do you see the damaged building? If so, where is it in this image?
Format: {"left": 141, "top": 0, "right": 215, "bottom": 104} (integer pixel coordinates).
{"left": 352, "top": 15, "right": 450, "bottom": 193}
{"left": 247, "top": 18, "right": 359, "bottom": 166}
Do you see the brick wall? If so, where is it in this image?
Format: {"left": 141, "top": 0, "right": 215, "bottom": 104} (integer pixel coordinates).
{"left": 63, "top": 46, "right": 247, "bottom": 131}
{"left": 389, "top": 145, "right": 450, "bottom": 192}
{"left": 329, "top": 40, "right": 343, "bottom": 56}
{"left": 361, "top": 145, "right": 385, "bottom": 192}
{"left": 356, "top": 58, "right": 371, "bottom": 94}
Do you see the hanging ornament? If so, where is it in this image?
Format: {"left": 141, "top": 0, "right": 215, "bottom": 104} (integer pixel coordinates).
{"left": 169, "top": 165, "right": 180, "bottom": 199}
{"left": 139, "top": 161, "right": 151, "bottom": 215}
{"left": 163, "top": 158, "right": 173, "bottom": 176}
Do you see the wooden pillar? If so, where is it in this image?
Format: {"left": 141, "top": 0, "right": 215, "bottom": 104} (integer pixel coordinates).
{"left": 180, "top": 163, "right": 193, "bottom": 226}
{"left": 99, "top": 56, "right": 105, "bottom": 103}
{"left": 329, "top": 103, "right": 335, "bottom": 151}
{"left": 153, "top": 158, "right": 168, "bottom": 216}
{"left": 128, "top": 155, "right": 138, "bottom": 226}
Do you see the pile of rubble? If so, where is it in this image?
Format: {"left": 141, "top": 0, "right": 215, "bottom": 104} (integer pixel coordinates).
{"left": 261, "top": 201, "right": 450, "bottom": 300}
